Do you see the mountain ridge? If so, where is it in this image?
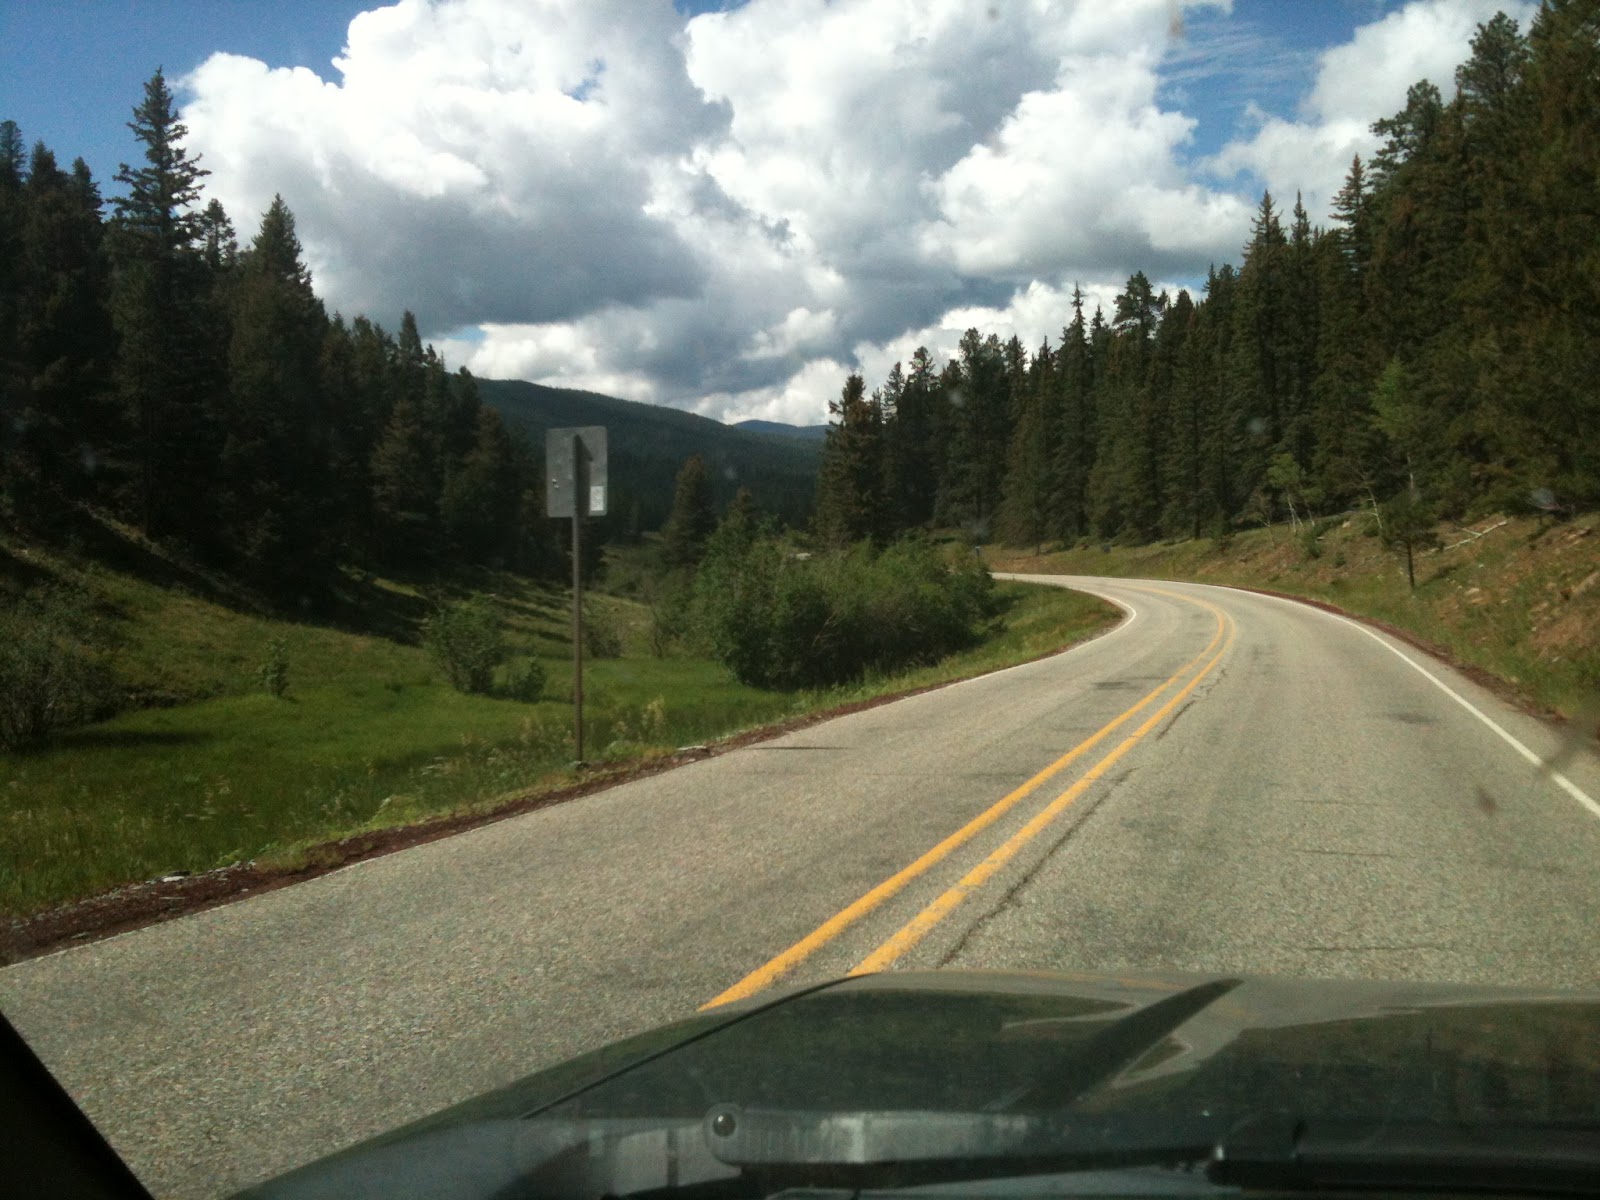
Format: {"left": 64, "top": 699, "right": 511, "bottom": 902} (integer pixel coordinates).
{"left": 476, "top": 378, "right": 820, "bottom": 530}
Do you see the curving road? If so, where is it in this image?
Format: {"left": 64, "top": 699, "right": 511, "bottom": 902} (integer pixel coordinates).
{"left": 4, "top": 576, "right": 1600, "bottom": 1197}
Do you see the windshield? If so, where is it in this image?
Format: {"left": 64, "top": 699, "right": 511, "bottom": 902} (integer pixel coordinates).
{"left": 2, "top": 2, "right": 1599, "bottom": 1198}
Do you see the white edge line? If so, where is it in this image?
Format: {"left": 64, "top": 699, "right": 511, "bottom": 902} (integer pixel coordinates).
{"left": 1208, "top": 584, "right": 1600, "bottom": 821}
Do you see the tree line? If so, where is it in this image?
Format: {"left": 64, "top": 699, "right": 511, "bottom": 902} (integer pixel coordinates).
{"left": 815, "top": 6, "right": 1598, "bottom": 551}
{"left": 1, "top": 70, "right": 574, "bottom": 601}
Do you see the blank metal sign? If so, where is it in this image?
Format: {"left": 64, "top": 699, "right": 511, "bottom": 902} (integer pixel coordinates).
{"left": 545, "top": 426, "right": 608, "bottom": 517}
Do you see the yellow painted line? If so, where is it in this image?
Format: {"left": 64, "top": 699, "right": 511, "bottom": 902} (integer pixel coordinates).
{"left": 848, "top": 609, "right": 1236, "bottom": 975}
{"left": 700, "top": 587, "right": 1226, "bottom": 1010}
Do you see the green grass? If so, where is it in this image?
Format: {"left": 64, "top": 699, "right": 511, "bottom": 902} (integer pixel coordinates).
{"left": 986, "top": 511, "right": 1600, "bottom": 723}
{"left": 1, "top": 535, "right": 1119, "bottom": 919}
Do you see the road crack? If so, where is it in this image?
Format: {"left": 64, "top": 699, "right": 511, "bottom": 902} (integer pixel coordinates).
{"left": 936, "top": 767, "right": 1133, "bottom": 966}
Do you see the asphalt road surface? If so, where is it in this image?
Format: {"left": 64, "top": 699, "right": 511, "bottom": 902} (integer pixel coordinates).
{"left": 5, "top": 576, "right": 1600, "bottom": 1198}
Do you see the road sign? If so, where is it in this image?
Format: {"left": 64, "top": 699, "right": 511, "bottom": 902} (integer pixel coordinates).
{"left": 545, "top": 426, "right": 608, "bottom": 765}
{"left": 545, "top": 426, "right": 608, "bottom": 517}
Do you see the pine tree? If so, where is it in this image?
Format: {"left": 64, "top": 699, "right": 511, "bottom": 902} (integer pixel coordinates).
{"left": 1224, "top": 192, "right": 1291, "bottom": 525}
{"left": 1370, "top": 80, "right": 1447, "bottom": 192}
{"left": 1309, "top": 232, "right": 1380, "bottom": 510}
{"left": 881, "top": 348, "right": 943, "bottom": 531}
{"left": 1047, "top": 286, "right": 1095, "bottom": 542}
{"left": 936, "top": 330, "right": 1008, "bottom": 532}
{"left": 1088, "top": 272, "right": 1168, "bottom": 539}
{"left": 221, "top": 195, "right": 333, "bottom": 591}
{"left": 1469, "top": 0, "right": 1600, "bottom": 507}
{"left": 997, "top": 340, "right": 1056, "bottom": 548}
{"left": 0, "top": 122, "right": 26, "bottom": 499}
{"left": 370, "top": 396, "right": 437, "bottom": 567}
{"left": 440, "top": 405, "right": 520, "bottom": 563}
{"left": 198, "top": 197, "right": 237, "bottom": 272}
{"left": 814, "top": 373, "right": 886, "bottom": 547}
{"left": 1, "top": 143, "right": 113, "bottom": 522}
{"left": 662, "top": 454, "right": 718, "bottom": 567}
{"left": 108, "top": 69, "right": 224, "bottom": 544}
{"left": 1330, "top": 155, "right": 1374, "bottom": 281}
{"left": 1281, "top": 195, "right": 1320, "bottom": 475}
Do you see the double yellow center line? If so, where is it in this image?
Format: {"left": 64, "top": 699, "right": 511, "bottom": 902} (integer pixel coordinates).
{"left": 702, "top": 587, "right": 1235, "bottom": 1010}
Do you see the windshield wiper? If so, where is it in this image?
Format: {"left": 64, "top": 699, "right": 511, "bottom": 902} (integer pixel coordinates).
{"left": 239, "top": 1107, "right": 1600, "bottom": 1200}
{"left": 704, "top": 1105, "right": 1219, "bottom": 1175}
{"left": 1211, "top": 1115, "right": 1600, "bottom": 1196}
{"left": 706, "top": 1107, "right": 1600, "bottom": 1196}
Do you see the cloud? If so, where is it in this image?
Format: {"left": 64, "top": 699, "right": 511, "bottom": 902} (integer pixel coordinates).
{"left": 182, "top": 0, "right": 719, "bottom": 330}
{"left": 179, "top": 0, "right": 1521, "bottom": 431}
{"left": 1207, "top": 0, "right": 1537, "bottom": 221}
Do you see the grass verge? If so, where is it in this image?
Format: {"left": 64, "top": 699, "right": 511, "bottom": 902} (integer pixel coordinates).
{"left": 2, "top": 563, "right": 1116, "bottom": 922}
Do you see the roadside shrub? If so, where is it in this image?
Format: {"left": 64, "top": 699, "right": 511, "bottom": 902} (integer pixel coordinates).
{"left": 1296, "top": 524, "right": 1323, "bottom": 560}
{"left": 645, "top": 571, "right": 697, "bottom": 657}
{"left": 257, "top": 636, "right": 290, "bottom": 697}
{"left": 584, "top": 602, "right": 624, "bottom": 659}
{"left": 423, "top": 596, "right": 506, "bottom": 694}
{"left": 605, "top": 696, "right": 669, "bottom": 756}
{"left": 503, "top": 657, "right": 548, "bottom": 702}
{"left": 693, "top": 535, "right": 997, "bottom": 689}
{"left": 0, "top": 586, "right": 118, "bottom": 751}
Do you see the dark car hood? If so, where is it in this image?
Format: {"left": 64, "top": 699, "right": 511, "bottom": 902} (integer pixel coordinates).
{"left": 238, "top": 968, "right": 1600, "bottom": 1198}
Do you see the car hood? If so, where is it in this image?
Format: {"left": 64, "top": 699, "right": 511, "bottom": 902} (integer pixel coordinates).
{"left": 238, "top": 968, "right": 1600, "bottom": 1197}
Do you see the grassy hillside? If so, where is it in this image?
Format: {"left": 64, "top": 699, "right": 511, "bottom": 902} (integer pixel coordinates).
{"left": 1, "top": 521, "right": 1118, "bottom": 923}
{"left": 478, "top": 378, "right": 820, "bottom": 530}
{"left": 986, "top": 511, "right": 1600, "bottom": 727}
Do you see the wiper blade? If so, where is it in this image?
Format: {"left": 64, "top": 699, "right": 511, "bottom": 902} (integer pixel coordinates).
{"left": 713, "top": 1108, "right": 1600, "bottom": 1196}
{"left": 1212, "top": 1117, "right": 1600, "bottom": 1196}
{"left": 706, "top": 1105, "right": 1219, "bottom": 1182}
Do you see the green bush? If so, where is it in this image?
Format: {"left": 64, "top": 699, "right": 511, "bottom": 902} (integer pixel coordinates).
{"left": 692, "top": 533, "right": 997, "bottom": 689}
{"left": 584, "top": 603, "right": 623, "bottom": 659}
{"left": 503, "top": 657, "right": 547, "bottom": 702}
{"left": 646, "top": 572, "right": 696, "bottom": 657}
{"left": 257, "top": 637, "right": 290, "bottom": 697}
{"left": 423, "top": 596, "right": 506, "bottom": 694}
{"left": 1209, "top": 515, "right": 1235, "bottom": 553}
{"left": 1296, "top": 524, "right": 1323, "bottom": 560}
{"left": 0, "top": 587, "right": 118, "bottom": 751}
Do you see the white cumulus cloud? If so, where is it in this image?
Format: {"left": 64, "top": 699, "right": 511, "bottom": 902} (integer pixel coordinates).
{"left": 1207, "top": 0, "right": 1538, "bottom": 221}
{"left": 176, "top": 0, "right": 1527, "bottom": 427}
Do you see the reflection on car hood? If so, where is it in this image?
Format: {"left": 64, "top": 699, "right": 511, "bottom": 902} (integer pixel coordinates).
{"left": 239, "top": 968, "right": 1600, "bottom": 1197}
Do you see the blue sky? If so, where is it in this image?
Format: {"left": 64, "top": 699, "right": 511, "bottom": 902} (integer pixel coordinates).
{"left": 0, "top": 0, "right": 1516, "bottom": 423}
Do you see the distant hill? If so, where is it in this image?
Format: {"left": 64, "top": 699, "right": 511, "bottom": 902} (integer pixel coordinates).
{"left": 477, "top": 378, "right": 819, "bottom": 533}
{"left": 731, "top": 419, "right": 830, "bottom": 441}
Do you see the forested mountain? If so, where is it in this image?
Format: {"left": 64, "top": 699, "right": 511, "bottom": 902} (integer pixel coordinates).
{"left": 0, "top": 70, "right": 816, "bottom": 603}
{"left": 815, "top": 7, "right": 1598, "bottom": 550}
{"left": 730, "top": 420, "right": 830, "bottom": 441}
{"left": 478, "top": 379, "right": 818, "bottom": 535}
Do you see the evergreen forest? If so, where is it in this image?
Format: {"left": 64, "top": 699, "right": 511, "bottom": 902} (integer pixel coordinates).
{"left": 814, "top": 8, "right": 1598, "bottom": 551}
{"left": 1, "top": 71, "right": 675, "bottom": 599}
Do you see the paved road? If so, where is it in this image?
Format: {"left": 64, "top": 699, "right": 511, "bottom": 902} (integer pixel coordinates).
{"left": 5, "top": 576, "right": 1600, "bottom": 1197}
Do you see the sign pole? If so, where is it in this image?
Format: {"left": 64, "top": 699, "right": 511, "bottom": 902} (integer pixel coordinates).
{"left": 571, "top": 434, "right": 586, "bottom": 764}
{"left": 546, "top": 425, "right": 604, "bottom": 767}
